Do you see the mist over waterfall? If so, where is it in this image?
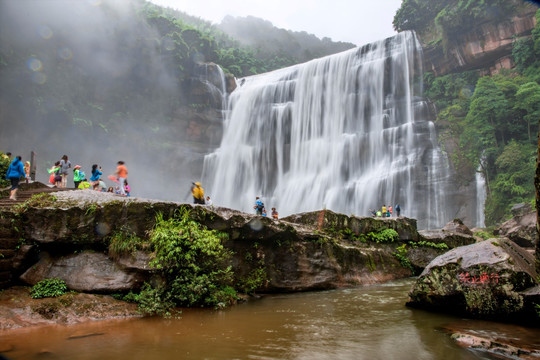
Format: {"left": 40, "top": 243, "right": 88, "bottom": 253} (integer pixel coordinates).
{"left": 203, "top": 31, "right": 455, "bottom": 229}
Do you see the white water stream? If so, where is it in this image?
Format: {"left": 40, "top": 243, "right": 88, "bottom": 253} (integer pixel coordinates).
{"left": 475, "top": 163, "right": 487, "bottom": 228}
{"left": 203, "top": 32, "right": 455, "bottom": 229}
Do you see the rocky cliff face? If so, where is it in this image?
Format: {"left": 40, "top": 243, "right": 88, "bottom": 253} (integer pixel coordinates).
{"left": 420, "top": 5, "right": 537, "bottom": 76}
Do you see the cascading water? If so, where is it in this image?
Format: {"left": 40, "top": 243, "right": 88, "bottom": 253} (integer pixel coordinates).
{"left": 203, "top": 31, "right": 454, "bottom": 229}
{"left": 475, "top": 157, "right": 487, "bottom": 228}
{"left": 194, "top": 62, "right": 228, "bottom": 111}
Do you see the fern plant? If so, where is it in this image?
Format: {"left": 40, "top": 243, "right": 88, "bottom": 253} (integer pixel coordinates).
{"left": 30, "top": 278, "right": 68, "bottom": 299}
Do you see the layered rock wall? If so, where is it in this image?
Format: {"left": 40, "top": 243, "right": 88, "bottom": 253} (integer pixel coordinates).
{"left": 421, "top": 6, "right": 537, "bottom": 76}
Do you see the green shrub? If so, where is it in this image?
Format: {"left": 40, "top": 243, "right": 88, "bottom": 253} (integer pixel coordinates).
{"left": 135, "top": 208, "right": 237, "bottom": 315}
{"left": 30, "top": 278, "right": 68, "bottom": 299}
{"left": 108, "top": 227, "right": 146, "bottom": 259}
{"left": 414, "top": 241, "right": 449, "bottom": 250}
{"left": 135, "top": 284, "right": 176, "bottom": 317}
{"left": 236, "top": 267, "right": 267, "bottom": 295}
{"left": 367, "top": 229, "right": 399, "bottom": 243}
{"left": 394, "top": 244, "right": 413, "bottom": 272}
{"left": 473, "top": 231, "right": 492, "bottom": 240}
{"left": 0, "top": 153, "right": 10, "bottom": 189}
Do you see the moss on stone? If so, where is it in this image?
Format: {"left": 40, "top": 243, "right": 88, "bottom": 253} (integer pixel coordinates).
{"left": 367, "top": 254, "right": 376, "bottom": 272}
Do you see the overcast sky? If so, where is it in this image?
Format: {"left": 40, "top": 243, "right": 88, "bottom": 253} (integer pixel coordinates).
{"left": 147, "top": 0, "right": 404, "bottom": 46}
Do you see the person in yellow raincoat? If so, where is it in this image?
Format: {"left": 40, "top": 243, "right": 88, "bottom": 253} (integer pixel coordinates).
{"left": 78, "top": 180, "right": 92, "bottom": 189}
{"left": 192, "top": 182, "right": 205, "bottom": 204}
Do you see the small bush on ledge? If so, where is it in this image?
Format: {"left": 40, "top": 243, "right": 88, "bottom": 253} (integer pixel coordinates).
{"left": 30, "top": 278, "right": 68, "bottom": 299}
{"left": 135, "top": 208, "right": 237, "bottom": 316}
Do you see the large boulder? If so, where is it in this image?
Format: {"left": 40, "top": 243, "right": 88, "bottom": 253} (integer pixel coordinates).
{"left": 20, "top": 252, "right": 147, "bottom": 293}
{"left": 407, "top": 238, "right": 538, "bottom": 323}
{"left": 441, "top": 219, "right": 473, "bottom": 236}
{"left": 497, "top": 211, "right": 538, "bottom": 248}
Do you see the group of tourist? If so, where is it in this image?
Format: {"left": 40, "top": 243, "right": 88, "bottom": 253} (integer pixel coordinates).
{"left": 4, "top": 151, "right": 398, "bottom": 221}
{"left": 191, "top": 183, "right": 280, "bottom": 220}
{"left": 370, "top": 204, "right": 401, "bottom": 218}
{"left": 254, "top": 196, "right": 279, "bottom": 219}
{"left": 47, "top": 156, "right": 130, "bottom": 196}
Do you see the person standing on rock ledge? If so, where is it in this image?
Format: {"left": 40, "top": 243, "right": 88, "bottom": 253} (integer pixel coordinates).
{"left": 6, "top": 155, "right": 28, "bottom": 201}
{"left": 192, "top": 182, "right": 205, "bottom": 204}
{"left": 59, "top": 154, "right": 71, "bottom": 188}
{"left": 115, "top": 161, "right": 128, "bottom": 196}
{"left": 254, "top": 197, "right": 264, "bottom": 216}
{"left": 90, "top": 164, "right": 103, "bottom": 190}
{"left": 73, "top": 165, "right": 85, "bottom": 189}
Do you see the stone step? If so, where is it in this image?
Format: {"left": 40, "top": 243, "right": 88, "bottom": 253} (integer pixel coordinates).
{"left": 0, "top": 259, "right": 13, "bottom": 271}
{"left": 0, "top": 270, "right": 12, "bottom": 283}
{"left": 0, "top": 217, "right": 14, "bottom": 226}
{"left": 0, "top": 226, "right": 17, "bottom": 238}
{"left": 0, "top": 238, "right": 19, "bottom": 248}
{"left": 0, "top": 249, "right": 16, "bottom": 258}
{"left": 0, "top": 185, "right": 74, "bottom": 208}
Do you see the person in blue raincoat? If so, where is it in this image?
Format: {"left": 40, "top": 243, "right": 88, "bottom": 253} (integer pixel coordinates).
{"left": 6, "top": 156, "right": 28, "bottom": 201}
{"left": 253, "top": 197, "right": 264, "bottom": 215}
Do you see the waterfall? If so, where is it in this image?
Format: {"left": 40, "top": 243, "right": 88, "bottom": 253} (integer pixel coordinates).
{"left": 202, "top": 31, "right": 454, "bottom": 229}
{"left": 475, "top": 164, "right": 487, "bottom": 228}
{"left": 194, "top": 62, "right": 228, "bottom": 111}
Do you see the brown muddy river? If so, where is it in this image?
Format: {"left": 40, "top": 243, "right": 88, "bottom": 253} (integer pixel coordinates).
{"left": 1, "top": 278, "right": 538, "bottom": 360}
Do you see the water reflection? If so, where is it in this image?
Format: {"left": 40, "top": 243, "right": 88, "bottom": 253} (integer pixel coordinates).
{"left": 0, "top": 279, "right": 527, "bottom": 359}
